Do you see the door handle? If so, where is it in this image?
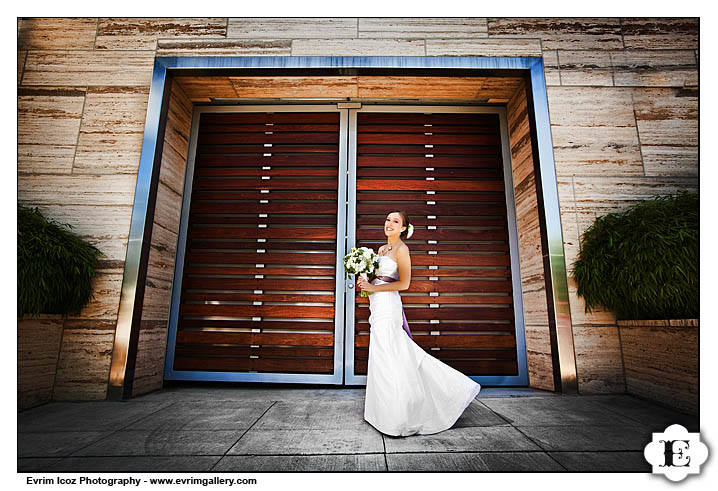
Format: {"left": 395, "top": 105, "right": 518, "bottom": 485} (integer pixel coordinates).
{"left": 347, "top": 282, "right": 354, "bottom": 289}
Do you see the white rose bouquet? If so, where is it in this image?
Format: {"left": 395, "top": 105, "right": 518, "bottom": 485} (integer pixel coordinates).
{"left": 343, "top": 246, "right": 379, "bottom": 297}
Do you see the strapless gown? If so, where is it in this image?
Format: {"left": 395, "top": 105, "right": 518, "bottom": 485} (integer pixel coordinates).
{"left": 363, "top": 255, "right": 482, "bottom": 436}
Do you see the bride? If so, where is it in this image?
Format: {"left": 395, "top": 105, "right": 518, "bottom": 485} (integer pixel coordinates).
{"left": 356, "top": 211, "right": 481, "bottom": 437}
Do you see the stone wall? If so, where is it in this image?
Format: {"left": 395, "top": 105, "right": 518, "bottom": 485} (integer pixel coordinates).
{"left": 618, "top": 319, "right": 699, "bottom": 416}
{"left": 18, "top": 18, "right": 699, "bottom": 406}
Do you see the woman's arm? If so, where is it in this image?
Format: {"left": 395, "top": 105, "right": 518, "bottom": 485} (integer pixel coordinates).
{"left": 360, "top": 247, "right": 412, "bottom": 292}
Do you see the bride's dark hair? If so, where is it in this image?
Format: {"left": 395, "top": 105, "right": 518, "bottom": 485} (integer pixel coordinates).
{"left": 391, "top": 210, "right": 411, "bottom": 239}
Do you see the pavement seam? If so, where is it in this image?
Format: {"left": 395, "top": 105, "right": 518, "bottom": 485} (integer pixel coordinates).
{"left": 208, "top": 400, "right": 278, "bottom": 472}
{"left": 510, "top": 425, "right": 569, "bottom": 471}
{"left": 473, "top": 400, "right": 514, "bottom": 425}
{"left": 381, "top": 434, "right": 388, "bottom": 471}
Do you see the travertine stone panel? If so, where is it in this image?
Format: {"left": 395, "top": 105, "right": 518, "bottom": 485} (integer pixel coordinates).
{"left": 53, "top": 320, "right": 116, "bottom": 400}
{"left": 425, "top": 38, "right": 542, "bottom": 57}
{"left": 516, "top": 252, "right": 548, "bottom": 327}
{"left": 611, "top": 50, "right": 697, "bottom": 87}
{"left": 547, "top": 86, "right": 643, "bottom": 176}
{"left": 621, "top": 18, "right": 699, "bottom": 50}
{"left": 487, "top": 18, "right": 623, "bottom": 50}
{"left": 70, "top": 270, "right": 124, "bottom": 320}
{"left": 570, "top": 207, "right": 600, "bottom": 263}
{"left": 159, "top": 81, "right": 192, "bottom": 195}
{"left": 556, "top": 177, "right": 580, "bottom": 267}
{"left": 358, "top": 18, "right": 488, "bottom": 38}
{"left": 132, "top": 321, "right": 169, "bottom": 396}
{"left": 631, "top": 87, "right": 698, "bottom": 177}
{"left": 618, "top": 321, "right": 698, "bottom": 415}
{"left": 292, "top": 38, "right": 425, "bottom": 56}
{"left": 18, "top": 145, "right": 76, "bottom": 175}
{"left": 17, "top": 174, "right": 137, "bottom": 207}
{"left": 20, "top": 204, "right": 132, "bottom": 265}
{"left": 525, "top": 325, "right": 555, "bottom": 391}
{"left": 145, "top": 218, "right": 179, "bottom": 286}
{"left": 23, "top": 50, "right": 155, "bottom": 87}
{"left": 74, "top": 86, "right": 150, "bottom": 174}
{"left": 18, "top": 18, "right": 98, "bottom": 50}
{"left": 96, "top": 18, "right": 227, "bottom": 50}
{"left": 547, "top": 86, "right": 637, "bottom": 128}
{"left": 141, "top": 274, "right": 173, "bottom": 321}
{"left": 163, "top": 81, "right": 191, "bottom": 155}
{"left": 230, "top": 76, "right": 358, "bottom": 99}
{"left": 572, "top": 323, "right": 625, "bottom": 393}
{"left": 159, "top": 144, "right": 188, "bottom": 196}
{"left": 566, "top": 274, "right": 617, "bottom": 327}
{"left": 152, "top": 182, "right": 183, "bottom": 254}
{"left": 558, "top": 50, "right": 613, "bottom": 86}
{"left": 571, "top": 176, "right": 699, "bottom": 215}
{"left": 18, "top": 318, "right": 64, "bottom": 410}
{"left": 18, "top": 87, "right": 85, "bottom": 146}
{"left": 507, "top": 80, "right": 554, "bottom": 391}
{"left": 157, "top": 39, "right": 292, "bottom": 57}
{"left": 228, "top": 18, "right": 358, "bottom": 39}
{"left": 541, "top": 50, "right": 560, "bottom": 86}
{"left": 17, "top": 174, "right": 137, "bottom": 261}
{"left": 18, "top": 86, "right": 85, "bottom": 175}
{"left": 18, "top": 50, "right": 27, "bottom": 84}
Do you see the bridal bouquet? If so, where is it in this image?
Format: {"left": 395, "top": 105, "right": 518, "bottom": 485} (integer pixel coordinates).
{"left": 343, "top": 247, "right": 379, "bottom": 297}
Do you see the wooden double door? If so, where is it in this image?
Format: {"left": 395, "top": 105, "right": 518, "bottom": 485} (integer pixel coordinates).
{"left": 164, "top": 104, "right": 528, "bottom": 386}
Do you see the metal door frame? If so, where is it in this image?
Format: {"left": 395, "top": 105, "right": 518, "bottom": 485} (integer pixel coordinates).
{"left": 110, "top": 56, "right": 578, "bottom": 399}
{"left": 164, "top": 102, "right": 529, "bottom": 385}
{"left": 164, "top": 104, "right": 349, "bottom": 384}
{"left": 343, "top": 104, "right": 529, "bottom": 386}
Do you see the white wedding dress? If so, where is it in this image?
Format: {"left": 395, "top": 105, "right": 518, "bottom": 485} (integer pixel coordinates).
{"left": 363, "top": 255, "right": 482, "bottom": 436}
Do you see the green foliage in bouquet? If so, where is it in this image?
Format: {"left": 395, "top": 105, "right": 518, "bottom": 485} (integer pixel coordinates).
{"left": 18, "top": 205, "right": 103, "bottom": 319}
{"left": 570, "top": 190, "right": 698, "bottom": 320}
{"left": 343, "top": 246, "right": 379, "bottom": 297}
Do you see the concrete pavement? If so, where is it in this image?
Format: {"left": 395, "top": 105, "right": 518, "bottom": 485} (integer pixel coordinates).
{"left": 17, "top": 386, "right": 699, "bottom": 472}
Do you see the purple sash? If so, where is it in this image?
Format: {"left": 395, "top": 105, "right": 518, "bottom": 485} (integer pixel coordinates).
{"left": 372, "top": 275, "right": 413, "bottom": 340}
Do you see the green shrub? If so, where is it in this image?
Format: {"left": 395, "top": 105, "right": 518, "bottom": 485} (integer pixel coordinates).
{"left": 18, "top": 205, "right": 103, "bottom": 319}
{"left": 570, "top": 190, "right": 698, "bottom": 320}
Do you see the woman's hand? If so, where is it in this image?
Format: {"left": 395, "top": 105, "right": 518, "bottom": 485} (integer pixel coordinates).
{"left": 356, "top": 276, "right": 375, "bottom": 293}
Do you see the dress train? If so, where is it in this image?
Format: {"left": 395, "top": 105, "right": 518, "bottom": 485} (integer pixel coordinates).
{"left": 363, "top": 255, "right": 481, "bottom": 436}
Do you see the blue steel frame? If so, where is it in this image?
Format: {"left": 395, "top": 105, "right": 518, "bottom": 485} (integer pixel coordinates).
{"left": 108, "top": 56, "right": 578, "bottom": 398}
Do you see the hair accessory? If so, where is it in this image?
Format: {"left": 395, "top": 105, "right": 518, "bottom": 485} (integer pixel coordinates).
{"left": 406, "top": 223, "right": 414, "bottom": 239}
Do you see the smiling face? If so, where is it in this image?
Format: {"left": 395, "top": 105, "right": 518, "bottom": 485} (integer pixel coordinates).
{"left": 384, "top": 212, "right": 406, "bottom": 239}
